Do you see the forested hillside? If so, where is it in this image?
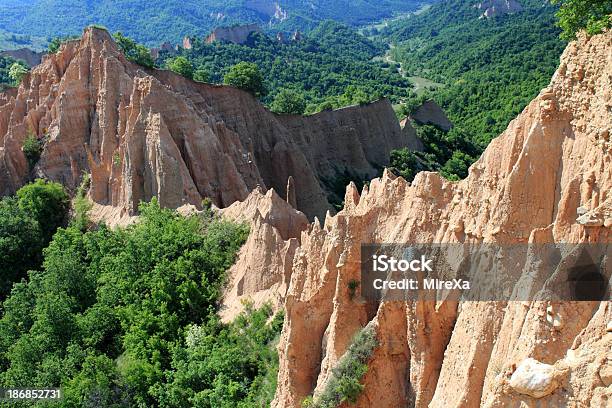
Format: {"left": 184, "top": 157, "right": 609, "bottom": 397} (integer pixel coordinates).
{"left": 0, "top": 0, "right": 430, "bottom": 47}
{"left": 0, "top": 185, "right": 282, "bottom": 407}
{"left": 386, "top": 0, "right": 565, "bottom": 146}
{"left": 162, "top": 21, "right": 411, "bottom": 113}
{"left": 384, "top": 0, "right": 567, "bottom": 181}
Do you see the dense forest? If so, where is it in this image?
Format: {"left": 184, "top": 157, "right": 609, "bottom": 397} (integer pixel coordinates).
{"left": 0, "top": 181, "right": 282, "bottom": 407}
{"left": 0, "top": 0, "right": 429, "bottom": 47}
{"left": 381, "top": 0, "right": 567, "bottom": 181}
{"left": 0, "top": 55, "right": 17, "bottom": 89}
{"left": 160, "top": 21, "right": 411, "bottom": 113}
{"left": 385, "top": 0, "right": 566, "bottom": 146}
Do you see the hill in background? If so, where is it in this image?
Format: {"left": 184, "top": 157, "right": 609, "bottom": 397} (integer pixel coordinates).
{"left": 0, "top": 0, "right": 431, "bottom": 47}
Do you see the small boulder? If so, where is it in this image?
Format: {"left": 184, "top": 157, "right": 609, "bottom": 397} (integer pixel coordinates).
{"left": 577, "top": 212, "right": 604, "bottom": 227}
{"left": 600, "top": 363, "right": 612, "bottom": 387}
{"left": 509, "top": 358, "right": 559, "bottom": 398}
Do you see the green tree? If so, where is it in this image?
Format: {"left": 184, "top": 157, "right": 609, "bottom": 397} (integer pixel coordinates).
{"left": 193, "top": 67, "right": 210, "bottom": 83}
{"left": 16, "top": 179, "right": 69, "bottom": 242}
{"left": 48, "top": 37, "right": 63, "bottom": 53}
{"left": 389, "top": 148, "right": 422, "bottom": 182}
{"left": 440, "top": 151, "right": 473, "bottom": 181}
{"left": 8, "top": 62, "right": 28, "bottom": 85}
{"left": 223, "top": 62, "right": 266, "bottom": 97}
{"left": 167, "top": 56, "right": 194, "bottom": 79}
{"left": 22, "top": 132, "right": 42, "bottom": 169}
{"left": 0, "top": 180, "right": 68, "bottom": 300}
{"left": 0, "top": 199, "right": 285, "bottom": 407}
{"left": 270, "top": 89, "right": 307, "bottom": 115}
{"left": 113, "top": 32, "right": 154, "bottom": 68}
{"left": 47, "top": 36, "right": 79, "bottom": 53}
{"left": 552, "top": 0, "right": 612, "bottom": 39}
{"left": 0, "top": 197, "right": 42, "bottom": 300}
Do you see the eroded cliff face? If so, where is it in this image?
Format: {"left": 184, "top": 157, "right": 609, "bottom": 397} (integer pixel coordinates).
{"left": 265, "top": 31, "right": 611, "bottom": 407}
{"left": 220, "top": 186, "right": 309, "bottom": 322}
{"left": 0, "top": 27, "right": 415, "bottom": 220}
{"left": 475, "top": 0, "right": 523, "bottom": 18}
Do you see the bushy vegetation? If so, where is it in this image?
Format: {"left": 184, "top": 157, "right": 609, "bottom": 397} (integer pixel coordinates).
{"left": 552, "top": 0, "right": 612, "bottom": 39}
{"left": 302, "top": 325, "right": 377, "bottom": 408}
{"left": 166, "top": 56, "right": 194, "bottom": 79}
{"left": 223, "top": 61, "right": 266, "bottom": 97}
{"left": 21, "top": 132, "right": 42, "bottom": 169}
{"left": 165, "top": 21, "right": 411, "bottom": 111}
{"left": 0, "top": 198, "right": 282, "bottom": 407}
{"left": 0, "top": 179, "right": 69, "bottom": 300}
{"left": 0, "top": 55, "right": 28, "bottom": 88}
{"left": 390, "top": 124, "right": 479, "bottom": 182}
{"left": 270, "top": 89, "right": 307, "bottom": 115}
{"left": 0, "top": 55, "right": 17, "bottom": 88}
{"left": 47, "top": 35, "right": 79, "bottom": 53}
{"left": 7, "top": 62, "right": 28, "bottom": 85}
{"left": 113, "top": 32, "right": 155, "bottom": 68}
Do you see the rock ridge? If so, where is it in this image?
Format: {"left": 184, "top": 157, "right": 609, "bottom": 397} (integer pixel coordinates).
{"left": 265, "top": 30, "right": 611, "bottom": 407}
{"left": 0, "top": 27, "right": 419, "bottom": 220}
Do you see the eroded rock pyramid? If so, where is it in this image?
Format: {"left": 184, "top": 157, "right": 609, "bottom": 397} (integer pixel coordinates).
{"left": 0, "top": 27, "right": 416, "bottom": 220}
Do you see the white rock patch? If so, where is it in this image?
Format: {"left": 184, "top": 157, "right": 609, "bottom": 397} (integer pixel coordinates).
{"left": 509, "top": 358, "right": 559, "bottom": 398}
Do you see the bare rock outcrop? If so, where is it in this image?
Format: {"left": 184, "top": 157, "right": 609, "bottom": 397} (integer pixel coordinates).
{"left": 220, "top": 187, "right": 308, "bottom": 321}
{"left": 221, "top": 185, "right": 308, "bottom": 241}
{"left": 410, "top": 99, "right": 453, "bottom": 131}
{"left": 475, "top": 0, "right": 523, "bottom": 18}
{"left": 205, "top": 24, "right": 263, "bottom": 44}
{"left": 245, "top": 0, "right": 288, "bottom": 22}
{"left": 0, "top": 27, "right": 415, "bottom": 221}
{"left": 400, "top": 117, "right": 424, "bottom": 151}
{"left": 0, "top": 48, "right": 45, "bottom": 67}
{"left": 268, "top": 30, "right": 611, "bottom": 407}
{"left": 508, "top": 358, "right": 563, "bottom": 398}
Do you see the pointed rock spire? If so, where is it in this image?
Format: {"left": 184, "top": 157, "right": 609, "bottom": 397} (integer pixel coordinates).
{"left": 286, "top": 176, "right": 297, "bottom": 209}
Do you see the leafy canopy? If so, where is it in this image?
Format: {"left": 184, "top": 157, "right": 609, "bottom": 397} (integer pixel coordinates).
{"left": 0, "top": 179, "right": 68, "bottom": 300}
{"left": 270, "top": 89, "right": 307, "bottom": 115}
{"left": 552, "top": 0, "right": 612, "bottom": 39}
{"left": 167, "top": 21, "right": 409, "bottom": 112}
{"left": 8, "top": 62, "right": 28, "bottom": 85}
{"left": 113, "top": 32, "right": 155, "bottom": 68}
{"left": 223, "top": 61, "right": 266, "bottom": 97}
{"left": 0, "top": 199, "right": 281, "bottom": 407}
{"left": 166, "top": 56, "right": 194, "bottom": 79}
{"left": 21, "top": 132, "right": 42, "bottom": 169}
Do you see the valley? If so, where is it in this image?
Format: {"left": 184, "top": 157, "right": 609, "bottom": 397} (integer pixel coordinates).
{"left": 0, "top": 1, "right": 610, "bottom": 407}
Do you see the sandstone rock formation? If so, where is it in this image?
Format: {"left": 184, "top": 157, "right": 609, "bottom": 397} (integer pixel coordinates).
{"left": 205, "top": 24, "right": 264, "bottom": 44}
{"left": 475, "top": 0, "right": 523, "bottom": 18}
{"left": 182, "top": 36, "right": 193, "bottom": 49}
{"left": 508, "top": 358, "right": 563, "bottom": 398}
{"left": 150, "top": 42, "right": 174, "bottom": 60}
{"left": 245, "top": 0, "right": 288, "bottom": 22}
{"left": 0, "top": 27, "right": 417, "bottom": 220}
{"left": 220, "top": 186, "right": 309, "bottom": 321}
{"left": 265, "top": 30, "right": 611, "bottom": 407}
{"left": 410, "top": 100, "right": 453, "bottom": 131}
{"left": 0, "top": 48, "right": 45, "bottom": 67}
{"left": 400, "top": 117, "right": 424, "bottom": 152}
